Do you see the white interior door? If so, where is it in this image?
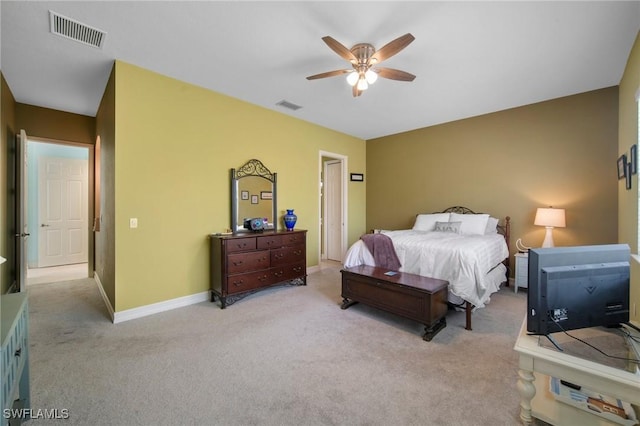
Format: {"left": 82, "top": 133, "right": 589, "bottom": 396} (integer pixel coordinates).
{"left": 16, "top": 130, "right": 29, "bottom": 292}
{"left": 38, "top": 157, "right": 88, "bottom": 267}
{"left": 324, "top": 160, "right": 343, "bottom": 261}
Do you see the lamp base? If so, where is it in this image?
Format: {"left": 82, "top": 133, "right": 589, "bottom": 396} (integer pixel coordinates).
{"left": 541, "top": 227, "right": 555, "bottom": 248}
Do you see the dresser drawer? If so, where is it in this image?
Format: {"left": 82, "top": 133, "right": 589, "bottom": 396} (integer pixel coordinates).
{"left": 226, "top": 270, "right": 273, "bottom": 294}
{"left": 257, "top": 235, "right": 284, "bottom": 250}
{"left": 225, "top": 237, "right": 257, "bottom": 253}
{"left": 271, "top": 261, "right": 306, "bottom": 282}
{"left": 227, "top": 250, "right": 270, "bottom": 274}
{"left": 271, "top": 244, "right": 305, "bottom": 266}
{"left": 281, "top": 232, "right": 305, "bottom": 246}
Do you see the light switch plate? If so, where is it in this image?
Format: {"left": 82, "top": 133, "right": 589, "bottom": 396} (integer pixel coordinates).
{"left": 130, "top": 218, "right": 138, "bottom": 228}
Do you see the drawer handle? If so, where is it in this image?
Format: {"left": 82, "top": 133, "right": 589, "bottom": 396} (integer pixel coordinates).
{"left": 258, "top": 275, "right": 268, "bottom": 282}
{"left": 274, "top": 271, "right": 283, "bottom": 277}
{"left": 274, "top": 253, "right": 284, "bottom": 259}
{"left": 293, "top": 250, "right": 302, "bottom": 256}
{"left": 232, "top": 260, "right": 244, "bottom": 266}
{"left": 293, "top": 267, "right": 302, "bottom": 272}
{"left": 233, "top": 280, "right": 244, "bottom": 287}
{"left": 15, "top": 348, "right": 21, "bottom": 357}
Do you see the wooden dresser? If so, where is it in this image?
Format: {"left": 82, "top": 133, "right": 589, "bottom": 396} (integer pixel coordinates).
{"left": 209, "top": 230, "right": 307, "bottom": 308}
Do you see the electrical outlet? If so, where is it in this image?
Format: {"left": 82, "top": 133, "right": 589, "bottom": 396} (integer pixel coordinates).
{"left": 130, "top": 218, "right": 138, "bottom": 228}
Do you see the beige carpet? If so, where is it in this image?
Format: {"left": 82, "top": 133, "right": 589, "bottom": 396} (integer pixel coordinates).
{"left": 26, "top": 263, "right": 528, "bottom": 425}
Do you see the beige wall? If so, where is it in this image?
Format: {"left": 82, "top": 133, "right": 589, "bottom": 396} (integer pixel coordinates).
{"left": 95, "top": 65, "right": 116, "bottom": 308}
{"left": 15, "top": 103, "right": 95, "bottom": 145}
{"left": 367, "top": 87, "right": 619, "bottom": 272}
{"left": 1, "top": 73, "right": 16, "bottom": 293}
{"left": 111, "top": 61, "right": 366, "bottom": 311}
{"left": 618, "top": 31, "right": 640, "bottom": 325}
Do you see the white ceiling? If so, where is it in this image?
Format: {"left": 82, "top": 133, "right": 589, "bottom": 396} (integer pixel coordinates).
{"left": 2, "top": 1, "right": 639, "bottom": 140}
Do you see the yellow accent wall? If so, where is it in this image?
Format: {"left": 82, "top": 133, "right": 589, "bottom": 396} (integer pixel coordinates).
{"left": 618, "top": 31, "right": 640, "bottom": 325}
{"left": 112, "top": 61, "right": 365, "bottom": 311}
{"left": 367, "top": 87, "right": 619, "bottom": 272}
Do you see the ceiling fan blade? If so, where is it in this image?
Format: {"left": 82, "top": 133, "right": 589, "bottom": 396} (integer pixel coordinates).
{"left": 374, "top": 67, "right": 416, "bottom": 82}
{"left": 352, "top": 85, "right": 361, "bottom": 97}
{"left": 369, "top": 33, "right": 415, "bottom": 64}
{"left": 306, "top": 69, "right": 352, "bottom": 80}
{"left": 322, "top": 36, "right": 358, "bottom": 63}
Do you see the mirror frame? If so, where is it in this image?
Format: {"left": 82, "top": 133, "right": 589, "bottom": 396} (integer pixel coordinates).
{"left": 231, "top": 159, "right": 277, "bottom": 232}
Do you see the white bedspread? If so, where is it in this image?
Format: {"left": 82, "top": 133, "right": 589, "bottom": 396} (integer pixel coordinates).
{"left": 343, "top": 230, "right": 509, "bottom": 308}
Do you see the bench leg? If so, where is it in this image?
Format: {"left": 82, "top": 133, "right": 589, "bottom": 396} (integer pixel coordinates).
{"left": 423, "top": 317, "right": 446, "bottom": 341}
{"left": 340, "top": 298, "right": 359, "bottom": 310}
{"left": 465, "top": 301, "right": 473, "bottom": 331}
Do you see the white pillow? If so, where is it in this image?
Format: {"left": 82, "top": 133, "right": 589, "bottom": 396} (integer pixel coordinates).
{"left": 434, "top": 221, "right": 462, "bottom": 234}
{"left": 412, "top": 213, "right": 451, "bottom": 231}
{"left": 485, "top": 217, "right": 499, "bottom": 234}
{"left": 449, "top": 213, "right": 490, "bottom": 235}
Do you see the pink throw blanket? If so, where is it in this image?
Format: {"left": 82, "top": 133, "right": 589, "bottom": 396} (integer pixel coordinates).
{"left": 360, "top": 233, "right": 402, "bottom": 271}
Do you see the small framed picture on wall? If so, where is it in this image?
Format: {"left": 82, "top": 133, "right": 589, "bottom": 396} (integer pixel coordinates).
{"left": 617, "top": 154, "right": 627, "bottom": 180}
{"left": 627, "top": 163, "right": 633, "bottom": 190}
{"left": 631, "top": 144, "right": 638, "bottom": 175}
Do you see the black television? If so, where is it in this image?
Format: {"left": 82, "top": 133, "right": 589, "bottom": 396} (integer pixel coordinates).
{"left": 527, "top": 244, "right": 630, "bottom": 337}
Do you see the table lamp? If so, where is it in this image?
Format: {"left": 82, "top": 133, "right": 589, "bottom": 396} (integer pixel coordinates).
{"left": 534, "top": 207, "right": 566, "bottom": 248}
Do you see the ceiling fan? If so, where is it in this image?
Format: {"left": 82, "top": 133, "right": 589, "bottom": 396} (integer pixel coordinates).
{"left": 307, "top": 33, "right": 416, "bottom": 97}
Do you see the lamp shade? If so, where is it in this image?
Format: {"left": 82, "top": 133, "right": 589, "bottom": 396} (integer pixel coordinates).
{"left": 534, "top": 208, "right": 566, "bottom": 228}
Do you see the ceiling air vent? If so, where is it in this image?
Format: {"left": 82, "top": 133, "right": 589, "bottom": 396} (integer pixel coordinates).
{"left": 49, "top": 10, "right": 106, "bottom": 49}
{"left": 276, "top": 100, "right": 302, "bottom": 111}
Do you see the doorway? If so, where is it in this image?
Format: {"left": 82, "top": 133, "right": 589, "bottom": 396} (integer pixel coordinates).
{"left": 26, "top": 139, "right": 91, "bottom": 285}
{"left": 319, "top": 151, "right": 347, "bottom": 264}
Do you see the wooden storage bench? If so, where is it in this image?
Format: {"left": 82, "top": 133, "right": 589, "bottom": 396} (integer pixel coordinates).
{"left": 340, "top": 265, "right": 449, "bottom": 341}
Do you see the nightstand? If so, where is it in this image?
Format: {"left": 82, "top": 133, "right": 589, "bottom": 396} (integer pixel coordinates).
{"left": 514, "top": 252, "right": 528, "bottom": 293}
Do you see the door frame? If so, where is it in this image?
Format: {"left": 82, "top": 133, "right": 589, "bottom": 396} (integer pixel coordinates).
{"left": 318, "top": 151, "right": 348, "bottom": 265}
{"left": 26, "top": 136, "right": 95, "bottom": 279}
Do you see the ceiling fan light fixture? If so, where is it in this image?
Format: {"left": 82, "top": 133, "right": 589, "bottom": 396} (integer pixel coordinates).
{"left": 346, "top": 72, "right": 359, "bottom": 86}
{"left": 308, "top": 33, "right": 415, "bottom": 97}
{"left": 365, "top": 69, "right": 378, "bottom": 84}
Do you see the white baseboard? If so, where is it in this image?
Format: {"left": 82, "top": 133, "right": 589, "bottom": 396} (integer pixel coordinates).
{"left": 113, "top": 291, "right": 209, "bottom": 324}
{"left": 94, "top": 272, "right": 209, "bottom": 324}
{"left": 93, "top": 265, "right": 319, "bottom": 324}
{"left": 93, "top": 272, "right": 115, "bottom": 322}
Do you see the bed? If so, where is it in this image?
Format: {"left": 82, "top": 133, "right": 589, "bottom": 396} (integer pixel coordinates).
{"left": 343, "top": 206, "right": 511, "bottom": 330}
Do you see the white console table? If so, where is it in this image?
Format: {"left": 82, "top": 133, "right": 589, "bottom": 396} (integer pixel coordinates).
{"left": 1, "top": 293, "right": 30, "bottom": 426}
{"left": 513, "top": 317, "right": 640, "bottom": 425}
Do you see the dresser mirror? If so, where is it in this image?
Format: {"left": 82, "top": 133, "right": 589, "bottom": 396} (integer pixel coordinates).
{"left": 231, "top": 159, "right": 277, "bottom": 232}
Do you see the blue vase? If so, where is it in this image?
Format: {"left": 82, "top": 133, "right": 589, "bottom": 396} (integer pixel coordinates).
{"left": 283, "top": 209, "right": 297, "bottom": 231}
